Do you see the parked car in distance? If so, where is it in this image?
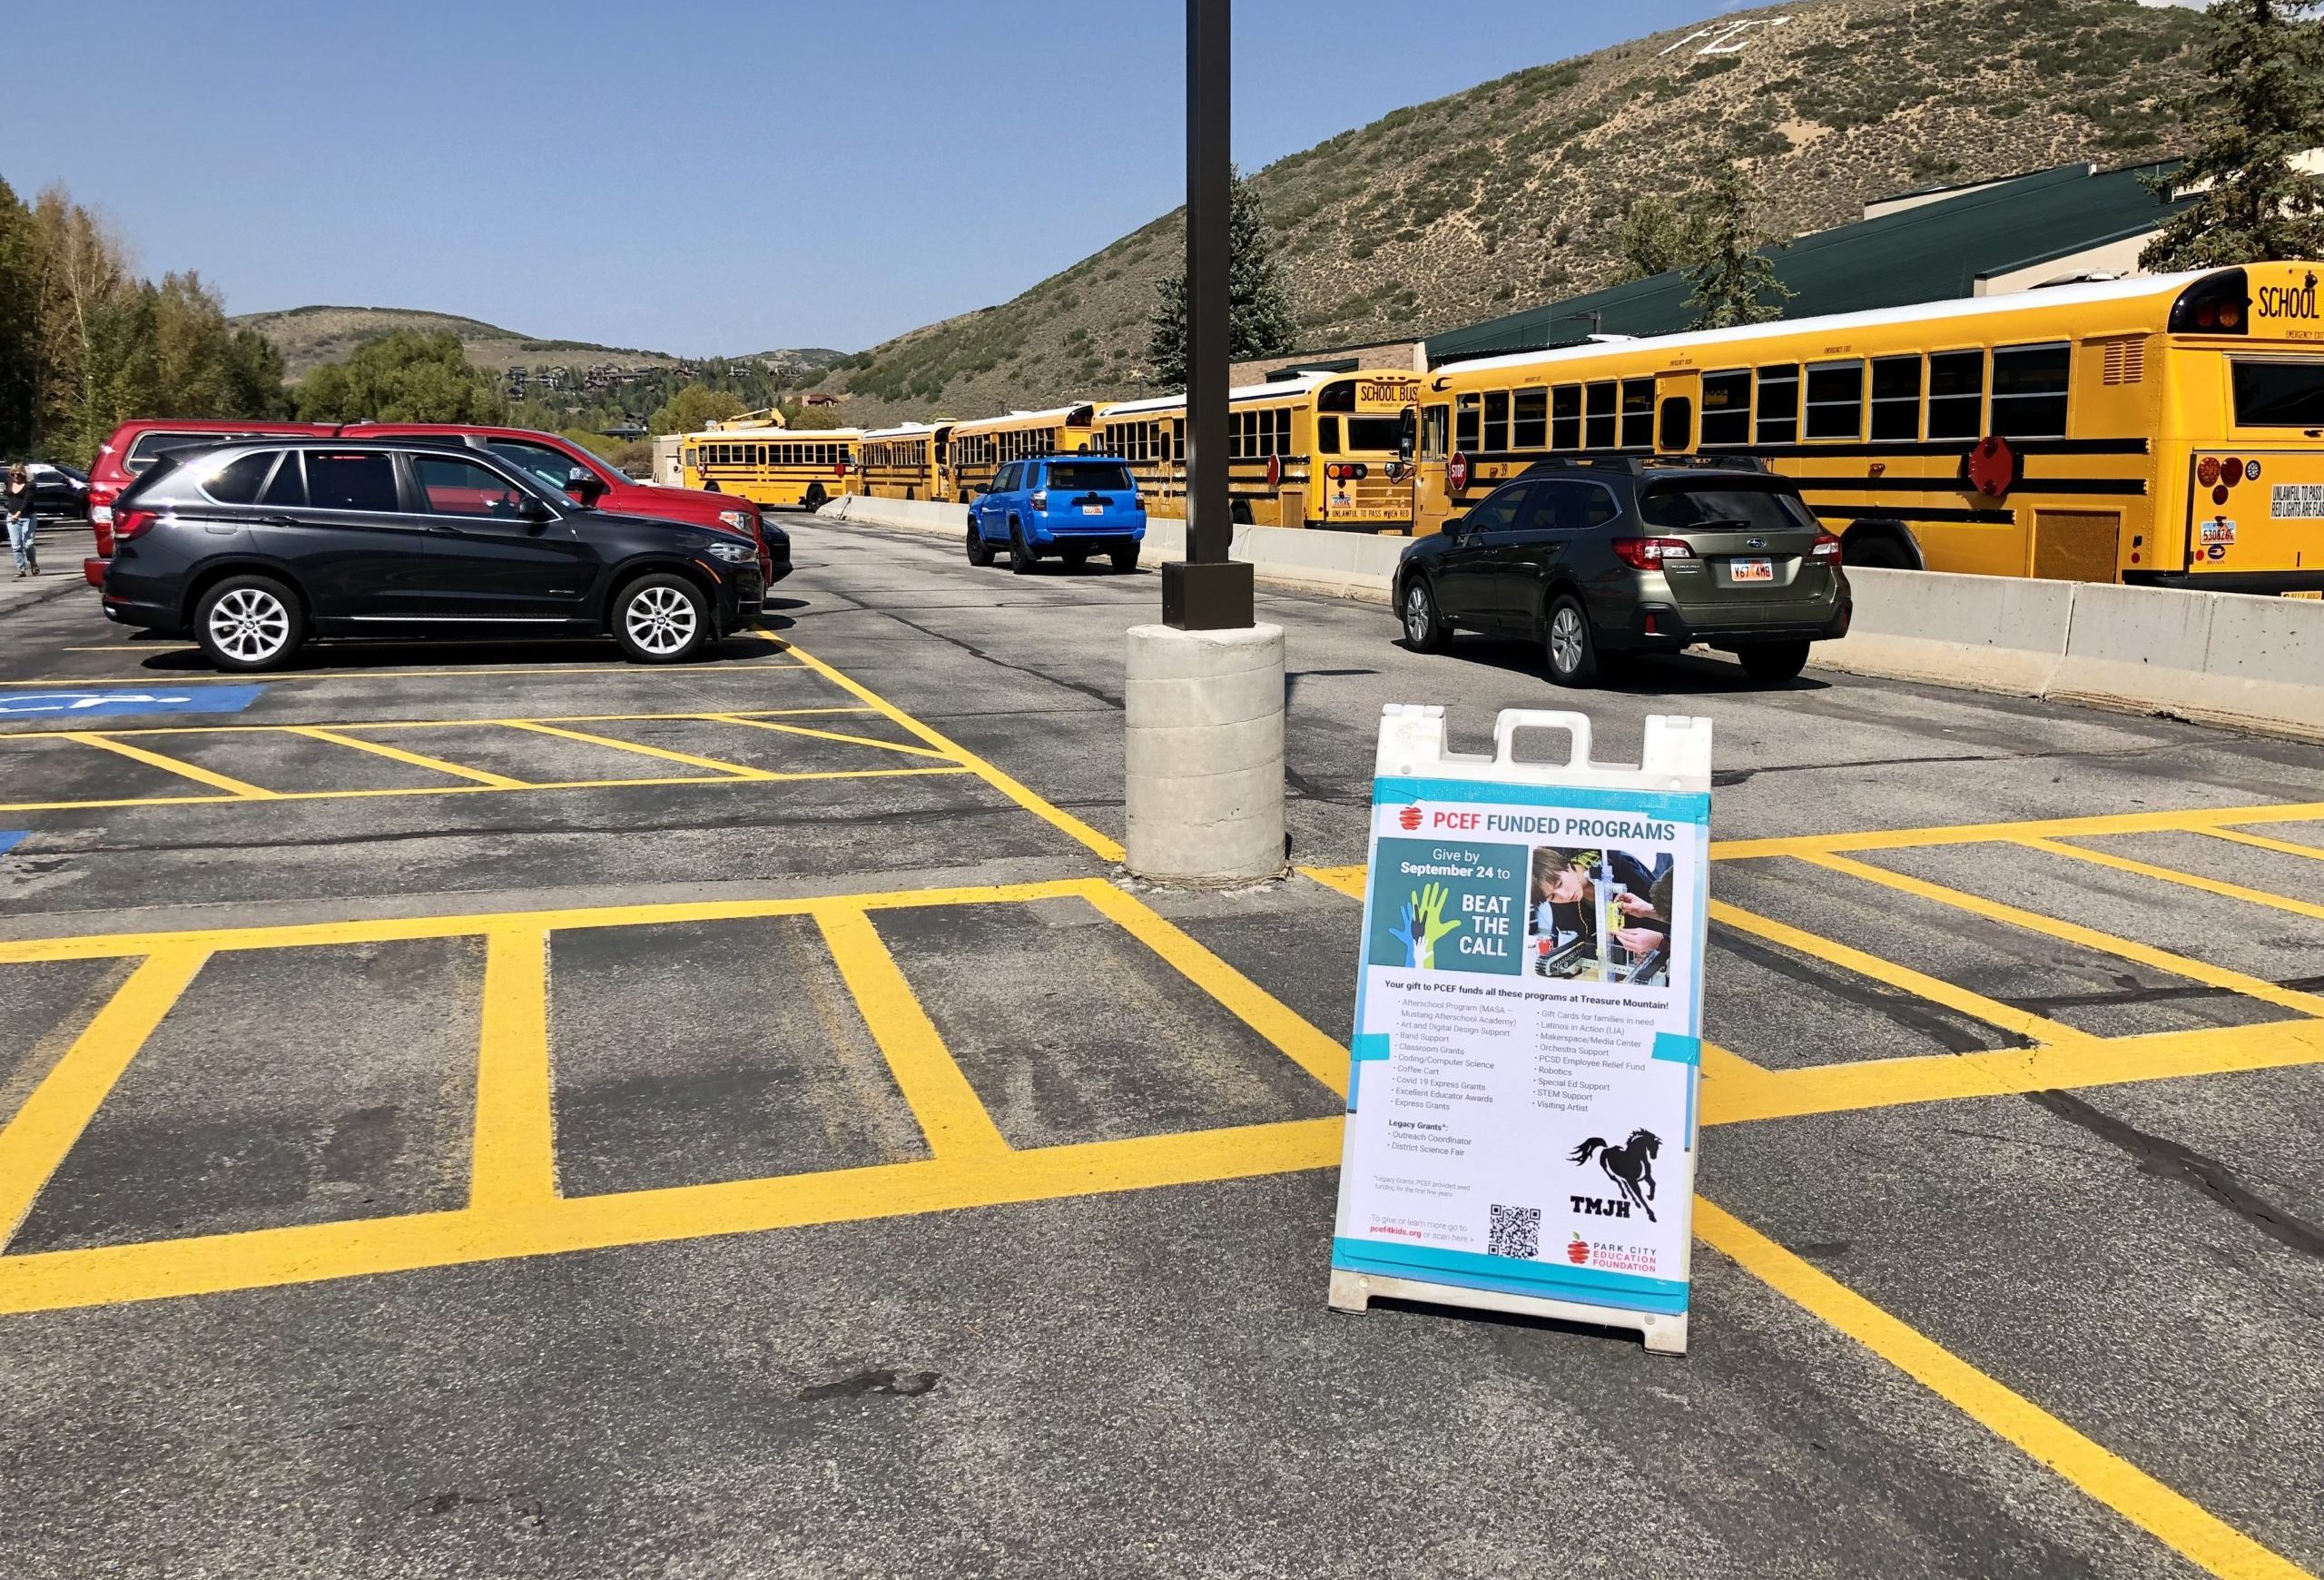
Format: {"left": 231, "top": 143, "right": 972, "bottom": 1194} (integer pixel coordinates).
{"left": 1393, "top": 457, "right": 1853, "bottom": 686}
{"left": 24, "top": 463, "right": 90, "bottom": 519}
{"left": 84, "top": 419, "right": 337, "bottom": 583}
{"left": 966, "top": 456, "right": 1145, "bottom": 574}
{"left": 346, "top": 423, "right": 787, "bottom": 584}
{"left": 100, "top": 439, "right": 764, "bottom": 670}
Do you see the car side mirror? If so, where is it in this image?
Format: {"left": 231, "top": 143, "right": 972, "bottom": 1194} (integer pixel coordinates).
{"left": 566, "top": 467, "right": 607, "bottom": 507}
{"left": 1443, "top": 515, "right": 1469, "bottom": 538}
{"left": 518, "top": 495, "right": 555, "bottom": 528}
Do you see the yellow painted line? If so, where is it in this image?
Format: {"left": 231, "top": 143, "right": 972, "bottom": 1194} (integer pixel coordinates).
{"left": 704, "top": 712, "right": 959, "bottom": 762}
{"left": 0, "top": 764, "right": 967, "bottom": 815}
{"left": 0, "top": 662, "right": 811, "bottom": 688}
{"left": 289, "top": 726, "right": 528, "bottom": 789}
{"left": 2020, "top": 836, "right": 2324, "bottom": 923}
{"left": 1300, "top": 864, "right": 1366, "bottom": 900}
{"left": 818, "top": 909, "right": 1009, "bottom": 1158}
{"left": 0, "top": 706, "right": 880, "bottom": 743}
{"left": 1710, "top": 898, "right": 2096, "bottom": 1046}
{"left": 469, "top": 929, "right": 558, "bottom": 1210}
{"left": 1696, "top": 1198, "right": 2316, "bottom": 1580}
{"left": 1802, "top": 852, "right": 2324, "bottom": 1019}
{"left": 1080, "top": 884, "right": 1350, "bottom": 1095}
{"left": 0, "top": 876, "right": 1111, "bottom": 965}
{"left": 60, "top": 731, "right": 280, "bottom": 799}
{"left": 2197, "top": 825, "right": 2324, "bottom": 863}
{"left": 1702, "top": 1017, "right": 2324, "bottom": 1127}
{"left": 0, "top": 950, "right": 209, "bottom": 1249}
{"left": 1712, "top": 800, "right": 2324, "bottom": 860}
{"left": 496, "top": 719, "right": 777, "bottom": 779}
{"left": 0, "top": 1115, "right": 1344, "bottom": 1317}
{"left": 768, "top": 632, "right": 1128, "bottom": 864}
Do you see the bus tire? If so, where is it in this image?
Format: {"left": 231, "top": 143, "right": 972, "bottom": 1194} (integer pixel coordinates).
{"left": 1842, "top": 528, "right": 1914, "bottom": 569}
{"left": 1738, "top": 640, "right": 1811, "bottom": 684}
{"left": 1063, "top": 548, "right": 1089, "bottom": 569}
{"left": 803, "top": 484, "right": 827, "bottom": 512}
{"left": 966, "top": 523, "right": 994, "bottom": 567}
{"left": 1110, "top": 544, "right": 1139, "bottom": 574}
{"left": 1231, "top": 499, "right": 1254, "bottom": 527}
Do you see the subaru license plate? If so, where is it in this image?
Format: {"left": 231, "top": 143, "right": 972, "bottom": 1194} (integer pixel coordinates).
{"left": 1731, "top": 558, "right": 1774, "bottom": 582}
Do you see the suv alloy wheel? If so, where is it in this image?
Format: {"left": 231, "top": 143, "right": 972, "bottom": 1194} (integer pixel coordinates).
{"left": 1544, "top": 595, "right": 1600, "bottom": 686}
{"left": 194, "top": 575, "right": 306, "bottom": 671}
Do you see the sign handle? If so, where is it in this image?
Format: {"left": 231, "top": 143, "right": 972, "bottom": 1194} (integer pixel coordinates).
{"left": 1491, "top": 709, "right": 1594, "bottom": 770}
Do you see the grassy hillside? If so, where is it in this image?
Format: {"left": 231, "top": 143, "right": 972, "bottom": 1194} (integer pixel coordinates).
{"left": 231, "top": 304, "right": 845, "bottom": 384}
{"left": 814, "top": 0, "right": 2202, "bottom": 426}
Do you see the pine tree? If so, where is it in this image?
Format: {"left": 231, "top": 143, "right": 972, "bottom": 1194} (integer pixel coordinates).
{"left": 1613, "top": 193, "right": 1688, "bottom": 281}
{"left": 1147, "top": 167, "right": 1297, "bottom": 388}
{"left": 1681, "top": 157, "right": 1794, "bottom": 331}
{"left": 2140, "top": 0, "right": 2324, "bottom": 270}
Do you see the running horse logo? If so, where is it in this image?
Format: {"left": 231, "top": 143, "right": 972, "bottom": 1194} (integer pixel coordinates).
{"left": 1569, "top": 1130, "right": 1662, "bottom": 1222}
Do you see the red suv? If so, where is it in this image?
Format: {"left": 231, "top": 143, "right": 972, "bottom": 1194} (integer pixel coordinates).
{"left": 82, "top": 420, "right": 787, "bottom": 586}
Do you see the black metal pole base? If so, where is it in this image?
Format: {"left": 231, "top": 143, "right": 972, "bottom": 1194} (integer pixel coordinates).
{"left": 1161, "top": 558, "right": 1256, "bottom": 631}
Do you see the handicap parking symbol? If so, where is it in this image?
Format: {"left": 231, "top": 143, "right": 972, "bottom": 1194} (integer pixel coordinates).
{"left": 0, "top": 685, "right": 266, "bottom": 719}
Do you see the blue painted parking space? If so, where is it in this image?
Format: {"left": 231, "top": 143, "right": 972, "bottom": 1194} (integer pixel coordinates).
{"left": 0, "top": 686, "right": 265, "bottom": 721}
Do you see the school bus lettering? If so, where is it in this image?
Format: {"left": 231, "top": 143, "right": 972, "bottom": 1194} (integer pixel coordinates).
{"left": 2256, "top": 275, "right": 2319, "bottom": 323}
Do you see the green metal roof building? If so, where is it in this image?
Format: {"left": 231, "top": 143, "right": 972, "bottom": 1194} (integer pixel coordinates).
{"left": 1423, "top": 161, "right": 2192, "bottom": 366}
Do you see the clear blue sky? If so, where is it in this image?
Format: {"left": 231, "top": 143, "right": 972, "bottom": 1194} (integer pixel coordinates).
{"left": 13, "top": 0, "right": 1768, "bottom": 356}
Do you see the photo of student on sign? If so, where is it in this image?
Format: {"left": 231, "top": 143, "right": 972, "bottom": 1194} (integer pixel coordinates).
{"left": 1528, "top": 845, "right": 1673, "bottom": 987}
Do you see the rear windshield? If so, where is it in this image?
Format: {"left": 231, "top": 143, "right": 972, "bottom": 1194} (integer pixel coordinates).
{"left": 1639, "top": 481, "right": 1818, "bottom": 532}
{"left": 2231, "top": 360, "right": 2324, "bottom": 427}
{"left": 124, "top": 431, "right": 236, "bottom": 474}
{"left": 1343, "top": 416, "right": 1404, "bottom": 452}
{"left": 1046, "top": 462, "right": 1136, "bottom": 492}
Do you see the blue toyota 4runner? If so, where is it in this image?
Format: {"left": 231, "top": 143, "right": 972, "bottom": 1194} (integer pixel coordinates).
{"left": 966, "top": 456, "right": 1145, "bottom": 574}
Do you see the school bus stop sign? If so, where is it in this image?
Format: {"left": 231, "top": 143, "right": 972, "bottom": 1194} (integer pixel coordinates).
{"left": 1967, "top": 435, "right": 2016, "bottom": 500}
{"left": 1448, "top": 451, "right": 1470, "bottom": 493}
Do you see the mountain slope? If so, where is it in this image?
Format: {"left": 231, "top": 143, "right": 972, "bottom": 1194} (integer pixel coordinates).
{"left": 816, "top": 0, "right": 2202, "bottom": 425}
{"left": 231, "top": 304, "right": 845, "bottom": 383}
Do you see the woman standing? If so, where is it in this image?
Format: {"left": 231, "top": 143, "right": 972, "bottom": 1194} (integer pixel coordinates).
{"left": 4, "top": 466, "right": 38, "bottom": 578}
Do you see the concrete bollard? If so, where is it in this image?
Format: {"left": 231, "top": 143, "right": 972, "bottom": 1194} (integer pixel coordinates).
{"left": 1123, "top": 622, "right": 1285, "bottom": 882}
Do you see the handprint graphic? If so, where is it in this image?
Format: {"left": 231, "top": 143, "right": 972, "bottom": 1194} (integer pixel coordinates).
{"left": 1406, "top": 882, "right": 1462, "bottom": 970}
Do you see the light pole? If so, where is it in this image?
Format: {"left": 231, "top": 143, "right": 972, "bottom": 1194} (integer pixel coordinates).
{"left": 1122, "top": 0, "right": 1285, "bottom": 882}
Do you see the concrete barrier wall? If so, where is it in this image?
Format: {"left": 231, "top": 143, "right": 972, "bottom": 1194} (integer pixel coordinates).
{"left": 816, "top": 497, "right": 2324, "bottom": 739}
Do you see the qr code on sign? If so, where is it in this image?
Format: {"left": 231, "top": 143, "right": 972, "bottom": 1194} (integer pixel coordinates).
{"left": 1486, "top": 1203, "right": 1541, "bottom": 1260}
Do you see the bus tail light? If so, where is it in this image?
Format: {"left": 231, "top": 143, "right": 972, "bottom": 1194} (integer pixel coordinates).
{"left": 1611, "top": 538, "right": 1694, "bottom": 569}
{"left": 1809, "top": 533, "right": 1843, "bottom": 560}
{"left": 1324, "top": 463, "right": 1372, "bottom": 482}
{"left": 114, "top": 509, "right": 160, "bottom": 542}
{"left": 2220, "top": 457, "right": 2245, "bottom": 486}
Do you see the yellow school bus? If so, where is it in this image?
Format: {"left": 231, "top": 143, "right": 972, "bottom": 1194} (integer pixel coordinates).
{"left": 857, "top": 422, "right": 952, "bottom": 500}
{"left": 1094, "top": 370, "right": 1422, "bottom": 531}
{"left": 946, "top": 404, "right": 1099, "bottom": 500}
{"left": 682, "top": 427, "right": 862, "bottom": 510}
{"left": 1411, "top": 263, "right": 2324, "bottom": 592}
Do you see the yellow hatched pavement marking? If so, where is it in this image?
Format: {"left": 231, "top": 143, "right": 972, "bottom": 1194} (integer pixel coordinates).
{"left": 470, "top": 929, "right": 559, "bottom": 1210}
{"left": 768, "top": 632, "right": 1128, "bottom": 864}
{"left": 817, "top": 908, "right": 1009, "bottom": 1159}
{"left": 1712, "top": 800, "right": 2324, "bottom": 859}
{"left": 1801, "top": 851, "right": 2324, "bottom": 1019}
{"left": 290, "top": 726, "right": 528, "bottom": 788}
{"left": 0, "top": 950, "right": 210, "bottom": 1249}
{"left": 2196, "top": 825, "right": 2324, "bottom": 864}
{"left": 2019, "top": 836, "right": 2324, "bottom": 923}
{"left": 0, "top": 765, "right": 968, "bottom": 815}
{"left": 1299, "top": 864, "right": 1366, "bottom": 900}
{"left": 1696, "top": 1199, "right": 2318, "bottom": 1580}
{"left": 0, "top": 706, "right": 880, "bottom": 742}
{"left": 496, "top": 719, "right": 776, "bottom": 779}
{"left": 0, "top": 662, "right": 812, "bottom": 688}
{"left": 62, "top": 731, "right": 279, "bottom": 799}
{"left": 704, "top": 712, "right": 959, "bottom": 762}
{"left": 1709, "top": 897, "right": 2096, "bottom": 1046}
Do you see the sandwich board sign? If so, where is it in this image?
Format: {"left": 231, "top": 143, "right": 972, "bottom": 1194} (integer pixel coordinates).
{"left": 1327, "top": 706, "right": 1712, "bottom": 1355}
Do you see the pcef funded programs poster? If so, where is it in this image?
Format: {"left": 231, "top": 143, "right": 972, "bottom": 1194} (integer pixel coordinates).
{"left": 1331, "top": 777, "right": 1709, "bottom": 1321}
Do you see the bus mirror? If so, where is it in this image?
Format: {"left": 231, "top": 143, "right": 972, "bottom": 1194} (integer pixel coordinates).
{"left": 1397, "top": 410, "right": 1415, "bottom": 462}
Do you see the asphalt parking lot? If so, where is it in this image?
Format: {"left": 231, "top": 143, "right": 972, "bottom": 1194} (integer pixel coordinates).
{"left": 4, "top": 516, "right": 2322, "bottom": 1578}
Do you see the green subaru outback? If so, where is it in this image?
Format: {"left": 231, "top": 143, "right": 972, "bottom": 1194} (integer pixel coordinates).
{"left": 1393, "top": 457, "right": 1855, "bottom": 686}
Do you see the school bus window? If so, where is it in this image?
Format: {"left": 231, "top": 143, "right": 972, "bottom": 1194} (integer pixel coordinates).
{"left": 1620, "top": 379, "right": 1655, "bottom": 449}
{"left": 1755, "top": 365, "right": 1800, "bottom": 444}
{"left": 1927, "top": 350, "right": 1984, "bottom": 439}
{"left": 1318, "top": 416, "right": 1340, "bottom": 455}
{"left": 1551, "top": 384, "right": 1581, "bottom": 450}
{"left": 1421, "top": 404, "right": 1449, "bottom": 459}
{"left": 1699, "top": 370, "right": 1750, "bottom": 447}
{"left": 1584, "top": 380, "right": 1618, "bottom": 449}
{"left": 1805, "top": 360, "right": 1865, "bottom": 440}
{"left": 1484, "top": 390, "right": 1511, "bottom": 453}
{"left": 2231, "top": 360, "right": 2324, "bottom": 426}
{"left": 1455, "top": 393, "right": 1481, "bottom": 452}
{"left": 1991, "top": 342, "right": 2070, "bottom": 438}
{"left": 683, "top": 447, "right": 697, "bottom": 468}
{"left": 1513, "top": 386, "right": 1548, "bottom": 449}
{"left": 1869, "top": 356, "right": 1921, "bottom": 440}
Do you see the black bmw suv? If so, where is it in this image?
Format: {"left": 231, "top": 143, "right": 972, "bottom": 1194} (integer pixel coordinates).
{"left": 100, "top": 439, "right": 765, "bottom": 670}
{"left": 1395, "top": 457, "right": 1853, "bottom": 686}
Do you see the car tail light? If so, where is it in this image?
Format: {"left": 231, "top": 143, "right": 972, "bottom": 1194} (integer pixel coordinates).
{"left": 1610, "top": 537, "right": 1694, "bottom": 569}
{"left": 114, "top": 509, "right": 160, "bottom": 542}
{"left": 1809, "top": 533, "right": 1843, "bottom": 560}
{"left": 1029, "top": 490, "right": 1048, "bottom": 510}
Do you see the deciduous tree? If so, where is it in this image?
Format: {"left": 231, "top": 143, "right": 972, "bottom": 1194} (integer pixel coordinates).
{"left": 294, "top": 331, "right": 506, "bottom": 423}
{"left": 647, "top": 383, "right": 746, "bottom": 436}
